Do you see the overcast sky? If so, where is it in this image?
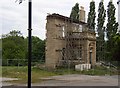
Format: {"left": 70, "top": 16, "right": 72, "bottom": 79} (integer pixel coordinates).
{"left": 0, "top": 0, "right": 118, "bottom": 40}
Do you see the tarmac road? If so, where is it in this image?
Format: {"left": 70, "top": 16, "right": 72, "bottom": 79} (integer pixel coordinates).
{"left": 1, "top": 74, "right": 119, "bottom": 88}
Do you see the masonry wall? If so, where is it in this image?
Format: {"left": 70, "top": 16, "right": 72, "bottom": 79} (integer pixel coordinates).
{"left": 45, "top": 14, "right": 96, "bottom": 69}
{"left": 45, "top": 16, "right": 66, "bottom": 68}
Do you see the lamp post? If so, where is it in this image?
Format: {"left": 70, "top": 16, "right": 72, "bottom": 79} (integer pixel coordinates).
{"left": 28, "top": 0, "right": 32, "bottom": 88}
{"left": 16, "top": 0, "right": 32, "bottom": 87}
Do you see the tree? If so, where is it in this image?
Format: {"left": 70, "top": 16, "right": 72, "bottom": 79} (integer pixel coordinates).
{"left": 87, "top": 0, "right": 96, "bottom": 31}
{"left": 31, "top": 36, "right": 45, "bottom": 62}
{"left": 96, "top": 0, "right": 106, "bottom": 61}
{"left": 106, "top": 0, "right": 118, "bottom": 41}
{"left": 2, "top": 30, "right": 22, "bottom": 38}
{"left": 106, "top": 0, "right": 118, "bottom": 60}
{"left": 2, "top": 30, "right": 45, "bottom": 66}
{"left": 70, "top": 3, "right": 79, "bottom": 20}
{"left": 97, "top": 0, "right": 106, "bottom": 38}
{"left": 2, "top": 30, "right": 27, "bottom": 66}
{"left": 112, "top": 33, "right": 120, "bottom": 61}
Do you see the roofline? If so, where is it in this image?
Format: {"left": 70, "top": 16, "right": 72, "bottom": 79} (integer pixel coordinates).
{"left": 47, "top": 13, "right": 87, "bottom": 25}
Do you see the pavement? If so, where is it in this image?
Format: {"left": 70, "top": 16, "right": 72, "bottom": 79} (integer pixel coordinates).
{"left": 36, "top": 74, "right": 119, "bottom": 86}
{"left": 1, "top": 74, "right": 119, "bottom": 87}
{"left": 0, "top": 77, "right": 19, "bottom": 87}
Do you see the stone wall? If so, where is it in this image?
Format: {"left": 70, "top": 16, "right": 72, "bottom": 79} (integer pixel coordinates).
{"left": 45, "top": 14, "right": 96, "bottom": 69}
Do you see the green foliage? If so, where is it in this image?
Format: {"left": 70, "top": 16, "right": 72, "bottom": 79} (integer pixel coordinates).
{"left": 111, "top": 33, "right": 120, "bottom": 61}
{"left": 106, "top": 1, "right": 118, "bottom": 40}
{"left": 0, "top": 39, "right": 2, "bottom": 48}
{"left": 70, "top": 3, "right": 79, "bottom": 20}
{"left": 87, "top": 1, "right": 96, "bottom": 31}
{"left": 105, "top": 1, "right": 118, "bottom": 61}
{"left": 2, "top": 30, "right": 45, "bottom": 66}
{"left": 2, "top": 66, "right": 118, "bottom": 84}
{"left": 31, "top": 36, "right": 45, "bottom": 62}
{"left": 96, "top": 0, "right": 106, "bottom": 61}
{"left": 2, "top": 30, "right": 27, "bottom": 66}
{"left": 97, "top": 0, "right": 106, "bottom": 38}
{"left": 2, "top": 66, "right": 57, "bottom": 83}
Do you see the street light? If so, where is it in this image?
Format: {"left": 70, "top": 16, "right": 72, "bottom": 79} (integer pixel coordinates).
{"left": 28, "top": 0, "right": 32, "bottom": 88}
{"left": 16, "top": 0, "right": 32, "bottom": 88}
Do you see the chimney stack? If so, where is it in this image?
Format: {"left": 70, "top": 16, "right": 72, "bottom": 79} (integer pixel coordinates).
{"left": 79, "top": 6, "right": 85, "bottom": 22}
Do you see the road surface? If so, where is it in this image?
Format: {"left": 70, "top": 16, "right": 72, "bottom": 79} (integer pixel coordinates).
{"left": 1, "top": 74, "right": 119, "bottom": 87}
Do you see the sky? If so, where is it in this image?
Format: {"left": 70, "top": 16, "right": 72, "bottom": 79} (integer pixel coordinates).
{"left": 0, "top": 0, "right": 118, "bottom": 40}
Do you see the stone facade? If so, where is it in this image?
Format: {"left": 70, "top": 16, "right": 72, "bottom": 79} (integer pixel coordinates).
{"left": 45, "top": 8, "right": 96, "bottom": 69}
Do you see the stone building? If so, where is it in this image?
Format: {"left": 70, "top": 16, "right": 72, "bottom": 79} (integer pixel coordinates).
{"left": 45, "top": 7, "right": 96, "bottom": 69}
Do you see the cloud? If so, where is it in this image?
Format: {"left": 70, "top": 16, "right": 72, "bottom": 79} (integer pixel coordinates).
{"left": 0, "top": 0, "right": 118, "bottom": 40}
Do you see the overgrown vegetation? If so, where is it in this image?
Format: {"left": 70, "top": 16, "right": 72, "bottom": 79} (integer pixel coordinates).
{"left": 2, "top": 66, "right": 56, "bottom": 83}
{"left": 105, "top": 1, "right": 119, "bottom": 61}
{"left": 87, "top": 0, "right": 96, "bottom": 31}
{"left": 70, "top": 3, "right": 79, "bottom": 21}
{"left": 2, "top": 66, "right": 118, "bottom": 84}
{"left": 2, "top": 30, "right": 45, "bottom": 66}
{"left": 96, "top": 0, "right": 106, "bottom": 62}
{"left": 0, "top": 67, "right": 1, "bottom": 77}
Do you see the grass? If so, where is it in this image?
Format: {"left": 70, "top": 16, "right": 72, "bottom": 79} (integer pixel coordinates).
{"left": 79, "top": 66, "right": 118, "bottom": 75}
{"left": 2, "top": 66, "right": 57, "bottom": 84}
{"left": 54, "top": 66, "right": 118, "bottom": 76}
{"left": 2, "top": 65, "right": 118, "bottom": 84}
{"left": 0, "top": 66, "right": 2, "bottom": 77}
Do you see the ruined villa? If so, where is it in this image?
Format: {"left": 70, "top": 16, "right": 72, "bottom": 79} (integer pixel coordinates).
{"left": 45, "top": 7, "right": 96, "bottom": 69}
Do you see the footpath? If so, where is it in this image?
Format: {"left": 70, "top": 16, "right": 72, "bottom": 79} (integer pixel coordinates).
{"left": 1, "top": 75, "right": 119, "bottom": 88}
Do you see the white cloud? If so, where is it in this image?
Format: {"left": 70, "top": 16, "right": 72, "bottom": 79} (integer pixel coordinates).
{"left": 0, "top": 0, "right": 118, "bottom": 40}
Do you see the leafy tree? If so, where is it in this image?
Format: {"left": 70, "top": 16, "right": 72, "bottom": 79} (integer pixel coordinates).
{"left": 106, "top": 0, "right": 118, "bottom": 41}
{"left": 2, "top": 30, "right": 45, "bottom": 66}
{"left": 2, "top": 30, "right": 22, "bottom": 38}
{"left": 87, "top": 0, "right": 96, "bottom": 31}
{"left": 96, "top": 0, "right": 106, "bottom": 61}
{"left": 112, "top": 33, "right": 120, "bottom": 61}
{"left": 2, "top": 30, "right": 27, "bottom": 66}
{"left": 106, "top": 0, "right": 118, "bottom": 60}
{"left": 70, "top": 3, "right": 79, "bottom": 20}
{"left": 106, "top": 33, "right": 120, "bottom": 67}
{"left": 31, "top": 36, "right": 45, "bottom": 62}
{"left": 97, "top": 0, "right": 106, "bottom": 38}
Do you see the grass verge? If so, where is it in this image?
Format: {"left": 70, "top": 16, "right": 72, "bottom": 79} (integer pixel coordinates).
{"left": 2, "top": 65, "right": 118, "bottom": 84}
{"left": 0, "top": 66, "right": 2, "bottom": 77}
{"left": 2, "top": 66, "right": 57, "bottom": 84}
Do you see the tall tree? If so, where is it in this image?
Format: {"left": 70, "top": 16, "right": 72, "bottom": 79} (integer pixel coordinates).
{"left": 70, "top": 3, "right": 79, "bottom": 20}
{"left": 97, "top": 0, "right": 106, "bottom": 39}
{"left": 106, "top": 0, "right": 118, "bottom": 41}
{"left": 106, "top": 0, "right": 118, "bottom": 61}
{"left": 96, "top": 0, "right": 106, "bottom": 61}
{"left": 112, "top": 33, "right": 120, "bottom": 61}
{"left": 87, "top": 0, "right": 96, "bottom": 31}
